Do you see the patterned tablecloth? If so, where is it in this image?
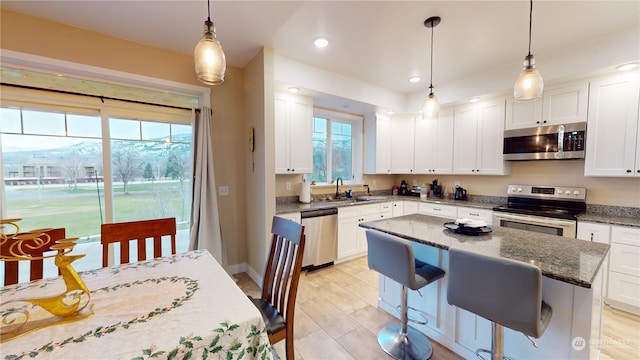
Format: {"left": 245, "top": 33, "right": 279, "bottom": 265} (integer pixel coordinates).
{"left": 0, "top": 250, "right": 273, "bottom": 360}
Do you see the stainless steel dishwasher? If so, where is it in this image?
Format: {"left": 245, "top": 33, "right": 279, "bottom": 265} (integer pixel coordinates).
{"left": 301, "top": 207, "right": 338, "bottom": 271}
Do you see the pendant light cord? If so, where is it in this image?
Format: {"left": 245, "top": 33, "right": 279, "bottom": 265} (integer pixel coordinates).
{"left": 429, "top": 19, "right": 435, "bottom": 93}
{"left": 527, "top": 0, "right": 533, "bottom": 56}
{"left": 207, "top": 0, "right": 211, "bottom": 22}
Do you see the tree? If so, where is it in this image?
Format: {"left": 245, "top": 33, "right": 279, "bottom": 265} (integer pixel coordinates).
{"left": 112, "top": 145, "right": 143, "bottom": 195}
{"left": 143, "top": 162, "right": 154, "bottom": 181}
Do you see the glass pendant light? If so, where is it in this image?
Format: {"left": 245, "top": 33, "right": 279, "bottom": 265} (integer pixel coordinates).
{"left": 194, "top": 0, "right": 226, "bottom": 85}
{"left": 514, "top": 0, "right": 543, "bottom": 101}
{"left": 422, "top": 16, "right": 441, "bottom": 118}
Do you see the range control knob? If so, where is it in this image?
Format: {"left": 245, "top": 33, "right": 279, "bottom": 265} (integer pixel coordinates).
{"left": 565, "top": 190, "right": 571, "bottom": 195}
{"left": 557, "top": 189, "right": 563, "bottom": 194}
{"left": 517, "top": 187, "right": 523, "bottom": 192}
{"left": 573, "top": 190, "right": 581, "bottom": 195}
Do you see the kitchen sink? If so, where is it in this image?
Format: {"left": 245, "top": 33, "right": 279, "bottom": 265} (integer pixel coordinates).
{"left": 356, "top": 195, "right": 387, "bottom": 201}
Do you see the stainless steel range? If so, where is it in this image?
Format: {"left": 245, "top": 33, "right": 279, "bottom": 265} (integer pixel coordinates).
{"left": 492, "top": 184, "right": 586, "bottom": 238}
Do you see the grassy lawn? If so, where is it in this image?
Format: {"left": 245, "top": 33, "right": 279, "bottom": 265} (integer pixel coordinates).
{"left": 6, "top": 181, "right": 190, "bottom": 240}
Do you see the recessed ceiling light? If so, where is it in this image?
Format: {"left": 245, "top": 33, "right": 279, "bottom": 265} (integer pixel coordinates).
{"left": 616, "top": 63, "right": 638, "bottom": 71}
{"left": 314, "top": 38, "right": 329, "bottom": 48}
{"left": 409, "top": 76, "right": 421, "bottom": 83}
{"left": 470, "top": 97, "right": 480, "bottom": 103}
{"left": 386, "top": 110, "right": 394, "bottom": 115}
{"left": 288, "top": 87, "right": 299, "bottom": 93}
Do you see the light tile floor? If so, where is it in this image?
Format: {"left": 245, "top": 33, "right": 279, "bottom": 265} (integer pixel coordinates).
{"left": 237, "top": 255, "right": 640, "bottom": 360}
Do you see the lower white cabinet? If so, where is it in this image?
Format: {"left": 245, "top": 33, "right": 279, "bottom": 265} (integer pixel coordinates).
{"left": 418, "top": 202, "right": 457, "bottom": 218}
{"left": 577, "top": 221, "right": 611, "bottom": 302}
{"left": 456, "top": 206, "right": 492, "bottom": 223}
{"left": 276, "top": 212, "right": 301, "bottom": 223}
{"left": 403, "top": 201, "right": 418, "bottom": 215}
{"left": 608, "top": 225, "right": 640, "bottom": 312}
{"left": 578, "top": 221, "right": 640, "bottom": 314}
{"left": 337, "top": 203, "right": 391, "bottom": 260}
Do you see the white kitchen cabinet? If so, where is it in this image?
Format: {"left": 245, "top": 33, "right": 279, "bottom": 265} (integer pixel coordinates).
{"left": 275, "top": 94, "right": 313, "bottom": 174}
{"left": 577, "top": 221, "right": 612, "bottom": 301}
{"left": 363, "top": 114, "right": 392, "bottom": 174}
{"left": 584, "top": 73, "right": 640, "bottom": 177}
{"left": 608, "top": 225, "right": 640, "bottom": 313}
{"left": 392, "top": 201, "right": 404, "bottom": 217}
{"left": 456, "top": 206, "right": 492, "bottom": 223}
{"left": 276, "top": 212, "right": 301, "bottom": 223}
{"left": 337, "top": 203, "right": 387, "bottom": 260}
{"left": 414, "top": 109, "right": 454, "bottom": 174}
{"left": 418, "top": 202, "right": 457, "bottom": 219}
{"left": 403, "top": 201, "right": 418, "bottom": 215}
{"left": 505, "top": 81, "right": 589, "bottom": 130}
{"left": 453, "top": 97, "right": 509, "bottom": 175}
{"left": 390, "top": 115, "right": 416, "bottom": 174}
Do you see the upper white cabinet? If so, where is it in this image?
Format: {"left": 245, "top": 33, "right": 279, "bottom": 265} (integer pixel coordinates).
{"left": 453, "top": 97, "right": 509, "bottom": 175}
{"left": 505, "top": 81, "right": 589, "bottom": 130}
{"left": 275, "top": 94, "right": 313, "bottom": 174}
{"left": 584, "top": 73, "right": 640, "bottom": 177}
{"left": 390, "top": 115, "right": 416, "bottom": 174}
{"left": 364, "top": 114, "right": 392, "bottom": 174}
{"left": 414, "top": 109, "right": 454, "bottom": 174}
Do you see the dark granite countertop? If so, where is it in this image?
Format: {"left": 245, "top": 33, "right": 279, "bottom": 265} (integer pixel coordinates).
{"left": 276, "top": 195, "right": 500, "bottom": 214}
{"left": 578, "top": 212, "right": 640, "bottom": 228}
{"left": 360, "top": 213, "right": 609, "bottom": 289}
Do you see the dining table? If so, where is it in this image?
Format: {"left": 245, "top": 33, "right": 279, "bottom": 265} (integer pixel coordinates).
{"left": 0, "top": 249, "right": 274, "bottom": 360}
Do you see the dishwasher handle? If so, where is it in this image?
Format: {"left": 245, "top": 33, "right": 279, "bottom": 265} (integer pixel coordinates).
{"left": 301, "top": 207, "right": 338, "bottom": 218}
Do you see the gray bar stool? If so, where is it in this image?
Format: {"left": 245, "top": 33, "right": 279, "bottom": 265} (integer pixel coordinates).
{"left": 447, "top": 248, "right": 553, "bottom": 360}
{"left": 366, "top": 230, "right": 445, "bottom": 360}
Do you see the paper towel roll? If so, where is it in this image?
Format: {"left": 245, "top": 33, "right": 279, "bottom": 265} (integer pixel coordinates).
{"left": 299, "top": 182, "right": 311, "bottom": 203}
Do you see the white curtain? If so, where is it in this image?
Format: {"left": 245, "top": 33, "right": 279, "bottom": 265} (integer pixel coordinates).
{"left": 189, "top": 107, "right": 226, "bottom": 268}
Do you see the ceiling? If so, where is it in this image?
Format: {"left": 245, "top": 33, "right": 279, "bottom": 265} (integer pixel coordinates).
{"left": 2, "top": 1, "right": 639, "bottom": 113}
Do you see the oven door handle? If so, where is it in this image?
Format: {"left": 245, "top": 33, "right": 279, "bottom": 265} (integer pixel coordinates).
{"left": 493, "top": 213, "right": 574, "bottom": 228}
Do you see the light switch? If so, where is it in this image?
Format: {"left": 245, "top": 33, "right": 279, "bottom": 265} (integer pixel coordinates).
{"left": 286, "top": 182, "right": 291, "bottom": 190}
{"left": 219, "top": 186, "right": 229, "bottom": 196}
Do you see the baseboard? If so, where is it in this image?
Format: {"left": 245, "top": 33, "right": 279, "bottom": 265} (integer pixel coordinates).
{"left": 245, "top": 264, "right": 264, "bottom": 288}
{"left": 226, "top": 263, "right": 247, "bottom": 275}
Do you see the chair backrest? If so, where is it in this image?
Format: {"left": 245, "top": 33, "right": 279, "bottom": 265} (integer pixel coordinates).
{"left": 2, "top": 228, "right": 66, "bottom": 285}
{"left": 261, "top": 216, "right": 305, "bottom": 322}
{"left": 447, "top": 247, "right": 546, "bottom": 338}
{"left": 366, "top": 230, "right": 420, "bottom": 290}
{"left": 101, "top": 217, "right": 176, "bottom": 267}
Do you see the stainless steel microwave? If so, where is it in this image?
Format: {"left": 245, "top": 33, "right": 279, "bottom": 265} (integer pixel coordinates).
{"left": 503, "top": 122, "right": 586, "bottom": 160}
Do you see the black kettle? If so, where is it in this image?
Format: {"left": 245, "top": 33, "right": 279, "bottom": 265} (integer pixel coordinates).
{"left": 454, "top": 186, "right": 467, "bottom": 200}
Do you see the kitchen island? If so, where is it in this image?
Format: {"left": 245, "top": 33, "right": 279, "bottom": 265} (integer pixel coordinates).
{"left": 360, "top": 213, "right": 610, "bottom": 360}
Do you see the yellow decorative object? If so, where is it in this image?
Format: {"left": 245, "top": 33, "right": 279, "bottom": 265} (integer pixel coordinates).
{"left": 1, "top": 219, "right": 93, "bottom": 343}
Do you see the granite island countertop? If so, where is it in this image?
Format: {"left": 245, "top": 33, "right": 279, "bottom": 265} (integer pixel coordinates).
{"left": 360, "top": 213, "right": 610, "bottom": 289}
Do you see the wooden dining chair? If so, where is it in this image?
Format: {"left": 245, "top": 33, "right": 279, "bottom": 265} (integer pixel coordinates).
{"left": 2, "top": 228, "right": 66, "bottom": 285}
{"left": 100, "top": 217, "right": 176, "bottom": 267}
{"left": 249, "top": 216, "right": 305, "bottom": 360}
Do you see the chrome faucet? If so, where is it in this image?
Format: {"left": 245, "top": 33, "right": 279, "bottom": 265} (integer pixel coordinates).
{"left": 364, "top": 184, "right": 370, "bottom": 195}
{"left": 335, "top": 177, "right": 343, "bottom": 198}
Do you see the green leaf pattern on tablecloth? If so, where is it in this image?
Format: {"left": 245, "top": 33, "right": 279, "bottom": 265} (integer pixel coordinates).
{"left": 133, "top": 322, "right": 272, "bottom": 360}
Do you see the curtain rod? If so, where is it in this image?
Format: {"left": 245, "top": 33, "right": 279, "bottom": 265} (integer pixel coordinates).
{"left": 0, "top": 82, "right": 200, "bottom": 112}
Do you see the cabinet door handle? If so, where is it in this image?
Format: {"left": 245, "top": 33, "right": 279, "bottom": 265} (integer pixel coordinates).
{"left": 470, "top": 213, "right": 479, "bottom": 216}
{"left": 627, "top": 169, "right": 632, "bottom": 173}
{"left": 590, "top": 233, "right": 594, "bottom": 242}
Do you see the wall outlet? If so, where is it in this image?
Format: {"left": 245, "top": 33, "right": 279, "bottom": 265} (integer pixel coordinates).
{"left": 286, "top": 182, "right": 291, "bottom": 190}
{"left": 373, "top": 179, "right": 377, "bottom": 186}
{"left": 219, "top": 186, "right": 229, "bottom": 196}
{"left": 413, "top": 179, "right": 418, "bottom": 186}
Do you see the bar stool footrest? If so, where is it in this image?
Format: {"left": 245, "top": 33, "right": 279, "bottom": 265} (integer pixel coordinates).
{"left": 475, "top": 348, "right": 514, "bottom": 360}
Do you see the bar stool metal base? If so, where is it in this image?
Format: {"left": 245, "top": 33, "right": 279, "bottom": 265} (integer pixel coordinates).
{"left": 377, "top": 324, "right": 433, "bottom": 360}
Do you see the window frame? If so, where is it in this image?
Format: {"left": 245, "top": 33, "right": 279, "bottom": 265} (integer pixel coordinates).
{"left": 311, "top": 107, "right": 363, "bottom": 185}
